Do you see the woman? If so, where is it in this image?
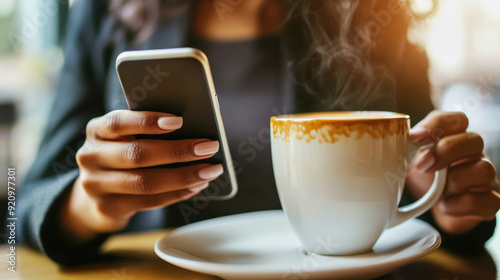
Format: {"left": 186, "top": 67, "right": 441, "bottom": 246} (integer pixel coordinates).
{"left": 19, "top": 0, "right": 499, "bottom": 265}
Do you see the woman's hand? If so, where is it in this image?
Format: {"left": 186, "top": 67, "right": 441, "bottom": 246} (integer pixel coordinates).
{"left": 407, "top": 110, "right": 500, "bottom": 234}
{"left": 60, "top": 110, "right": 223, "bottom": 243}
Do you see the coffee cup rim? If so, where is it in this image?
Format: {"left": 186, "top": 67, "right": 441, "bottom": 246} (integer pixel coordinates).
{"left": 271, "top": 111, "right": 409, "bottom": 122}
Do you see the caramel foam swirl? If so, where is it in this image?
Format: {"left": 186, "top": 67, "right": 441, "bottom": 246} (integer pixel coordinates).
{"left": 271, "top": 112, "right": 409, "bottom": 143}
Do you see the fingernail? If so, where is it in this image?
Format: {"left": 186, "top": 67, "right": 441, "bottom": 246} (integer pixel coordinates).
{"left": 199, "top": 164, "right": 223, "bottom": 180}
{"left": 194, "top": 141, "right": 219, "bottom": 156}
{"left": 158, "top": 117, "right": 183, "bottom": 130}
{"left": 189, "top": 182, "right": 209, "bottom": 193}
{"left": 415, "top": 150, "right": 435, "bottom": 172}
{"left": 410, "top": 127, "right": 427, "bottom": 141}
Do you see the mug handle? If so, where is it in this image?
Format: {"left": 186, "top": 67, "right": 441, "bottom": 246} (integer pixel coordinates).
{"left": 389, "top": 143, "right": 448, "bottom": 227}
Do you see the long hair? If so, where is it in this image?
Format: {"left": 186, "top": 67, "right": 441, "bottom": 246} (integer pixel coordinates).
{"left": 108, "top": 0, "right": 435, "bottom": 111}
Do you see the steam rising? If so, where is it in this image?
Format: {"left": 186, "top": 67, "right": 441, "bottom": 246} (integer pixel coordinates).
{"left": 283, "top": 0, "right": 398, "bottom": 111}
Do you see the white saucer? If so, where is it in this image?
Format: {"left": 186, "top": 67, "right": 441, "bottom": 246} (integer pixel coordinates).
{"left": 155, "top": 210, "right": 441, "bottom": 280}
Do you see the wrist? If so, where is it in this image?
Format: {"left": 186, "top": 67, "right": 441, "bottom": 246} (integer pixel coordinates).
{"left": 431, "top": 206, "right": 483, "bottom": 235}
{"left": 58, "top": 177, "right": 100, "bottom": 245}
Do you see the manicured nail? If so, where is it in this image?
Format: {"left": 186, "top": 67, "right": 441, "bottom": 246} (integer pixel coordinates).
{"left": 410, "top": 127, "right": 427, "bottom": 142}
{"left": 415, "top": 150, "right": 435, "bottom": 172}
{"left": 194, "top": 141, "right": 219, "bottom": 156}
{"left": 198, "top": 164, "right": 223, "bottom": 180}
{"left": 189, "top": 182, "right": 209, "bottom": 193}
{"left": 158, "top": 117, "right": 183, "bottom": 130}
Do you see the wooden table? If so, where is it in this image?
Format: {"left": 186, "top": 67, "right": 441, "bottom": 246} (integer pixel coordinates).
{"left": 1, "top": 219, "right": 499, "bottom": 280}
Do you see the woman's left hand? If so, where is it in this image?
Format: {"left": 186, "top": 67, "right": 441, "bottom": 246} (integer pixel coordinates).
{"left": 407, "top": 110, "right": 500, "bottom": 234}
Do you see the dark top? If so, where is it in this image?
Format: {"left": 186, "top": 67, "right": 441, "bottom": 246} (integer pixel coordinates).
{"left": 18, "top": 0, "right": 495, "bottom": 265}
{"left": 185, "top": 35, "right": 284, "bottom": 217}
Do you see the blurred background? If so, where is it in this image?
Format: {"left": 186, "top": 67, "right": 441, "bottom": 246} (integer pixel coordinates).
{"left": 0, "top": 0, "right": 69, "bottom": 243}
{"left": 0, "top": 0, "right": 499, "bottom": 245}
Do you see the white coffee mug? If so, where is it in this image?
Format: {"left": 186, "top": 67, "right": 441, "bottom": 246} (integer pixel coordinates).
{"left": 270, "top": 111, "right": 447, "bottom": 255}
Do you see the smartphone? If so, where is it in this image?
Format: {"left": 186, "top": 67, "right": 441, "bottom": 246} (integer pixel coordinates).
{"left": 116, "top": 48, "right": 237, "bottom": 200}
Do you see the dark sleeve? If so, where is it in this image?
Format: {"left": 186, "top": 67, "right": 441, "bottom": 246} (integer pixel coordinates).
{"left": 395, "top": 42, "right": 496, "bottom": 253}
{"left": 18, "top": 0, "right": 109, "bottom": 265}
{"left": 394, "top": 42, "right": 435, "bottom": 126}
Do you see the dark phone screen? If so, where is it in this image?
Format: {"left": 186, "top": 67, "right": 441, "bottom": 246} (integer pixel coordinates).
{"left": 117, "top": 57, "right": 235, "bottom": 199}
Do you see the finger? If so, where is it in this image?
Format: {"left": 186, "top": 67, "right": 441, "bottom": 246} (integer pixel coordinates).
{"left": 88, "top": 110, "right": 183, "bottom": 140}
{"left": 440, "top": 191, "right": 500, "bottom": 220}
{"left": 445, "top": 159, "right": 497, "bottom": 195}
{"left": 414, "top": 132, "right": 484, "bottom": 172}
{"left": 493, "top": 190, "right": 500, "bottom": 199}
{"left": 96, "top": 187, "right": 206, "bottom": 219}
{"left": 409, "top": 111, "right": 468, "bottom": 145}
{"left": 89, "top": 139, "right": 219, "bottom": 169}
{"left": 82, "top": 164, "right": 223, "bottom": 196}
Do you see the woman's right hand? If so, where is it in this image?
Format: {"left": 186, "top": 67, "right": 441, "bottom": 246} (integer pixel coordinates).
{"left": 59, "top": 110, "right": 223, "bottom": 243}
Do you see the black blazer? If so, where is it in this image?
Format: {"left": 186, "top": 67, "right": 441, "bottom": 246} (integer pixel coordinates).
{"left": 18, "top": 0, "right": 495, "bottom": 265}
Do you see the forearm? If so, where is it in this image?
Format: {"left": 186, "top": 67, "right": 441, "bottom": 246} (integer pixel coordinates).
{"left": 18, "top": 170, "right": 108, "bottom": 264}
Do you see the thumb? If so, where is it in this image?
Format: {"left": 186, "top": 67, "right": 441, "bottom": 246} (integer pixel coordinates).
{"left": 408, "top": 126, "right": 432, "bottom": 145}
